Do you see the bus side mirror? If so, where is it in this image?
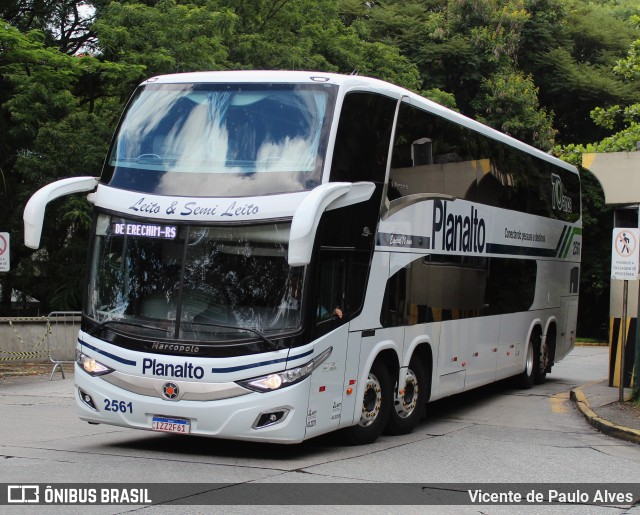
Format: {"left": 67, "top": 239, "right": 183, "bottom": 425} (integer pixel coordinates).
{"left": 288, "top": 181, "right": 375, "bottom": 266}
{"left": 23, "top": 176, "right": 99, "bottom": 249}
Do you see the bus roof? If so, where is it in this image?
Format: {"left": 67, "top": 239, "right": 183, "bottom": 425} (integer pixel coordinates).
{"left": 142, "top": 71, "right": 577, "bottom": 175}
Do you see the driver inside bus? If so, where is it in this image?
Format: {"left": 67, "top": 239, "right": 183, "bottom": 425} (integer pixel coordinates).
{"left": 281, "top": 275, "right": 343, "bottom": 319}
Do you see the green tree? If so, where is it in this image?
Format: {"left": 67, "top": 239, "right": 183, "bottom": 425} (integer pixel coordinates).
{"left": 0, "top": 0, "right": 104, "bottom": 53}
{"left": 346, "top": 0, "right": 555, "bottom": 147}
{"left": 520, "top": 0, "right": 640, "bottom": 144}
{"left": 95, "top": 0, "right": 235, "bottom": 74}
{"left": 94, "top": 0, "right": 421, "bottom": 88}
{"left": 348, "top": 0, "right": 640, "bottom": 147}
{"left": 2, "top": 0, "right": 638, "bottom": 331}
{"left": 471, "top": 70, "right": 555, "bottom": 150}
{"left": 1, "top": 0, "right": 420, "bottom": 315}
{"left": 0, "top": 18, "right": 141, "bottom": 314}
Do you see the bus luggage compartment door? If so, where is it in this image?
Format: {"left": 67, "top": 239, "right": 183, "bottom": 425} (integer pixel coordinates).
{"left": 436, "top": 319, "right": 468, "bottom": 398}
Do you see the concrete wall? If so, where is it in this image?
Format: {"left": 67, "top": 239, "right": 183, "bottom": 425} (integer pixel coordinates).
{"left": 583, "top": 151, "right": 640, "bottom": 205}
{"left": 582, "top": 151, "right": 640, "bottom": 388}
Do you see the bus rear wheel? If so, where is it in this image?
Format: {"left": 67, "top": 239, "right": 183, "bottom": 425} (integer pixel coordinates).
{"left": 535, "top": 328, "right": 554, "bottom": 384}
{"left": 386, "top": 356, "right": 427, "bottom": 435}
{"left": 343, "top": 360, "right": 392, "bottom": 445}
{"left": 517, "top": 334, "right": 539, "bottom": 389}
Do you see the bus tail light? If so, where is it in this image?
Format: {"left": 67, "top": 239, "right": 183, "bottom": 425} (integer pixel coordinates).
{"left": 237, "top": 347, "right": 332, "bottom": 393}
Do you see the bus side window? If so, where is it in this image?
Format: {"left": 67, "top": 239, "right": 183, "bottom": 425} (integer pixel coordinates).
{"left": 388, "top": 101, "right": 478, "bottom": 202}
{"left": 329, "top": 92, "right": 395, "bottom": 184}
{"left": 315, "top": 253, "right": 345, "bottom": 320}
{"left": 381, "top": 266, "right": 408, "bottom": 327}
{"left": 313, "top": 250, "right": 355, "bottom": 337}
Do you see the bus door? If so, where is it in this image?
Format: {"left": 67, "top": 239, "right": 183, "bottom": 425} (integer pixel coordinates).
{"left": 304, "top": 323, "right": 350, "bottom": 439}
{"left": 305, "top": 249, "right": 355, "bottom": 437}
{"left": 339, "top": 330, "right": 363, "bottom": 428}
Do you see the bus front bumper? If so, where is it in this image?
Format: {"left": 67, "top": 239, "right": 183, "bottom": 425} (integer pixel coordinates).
{"left": 74, "top": 364, "right": 311, "bottom": 444}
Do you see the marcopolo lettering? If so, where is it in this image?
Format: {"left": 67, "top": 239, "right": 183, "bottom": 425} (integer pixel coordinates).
{"left": 432, "top": 199, "right": 486, "bottom": 253}
{"left": 151, "top": 342, "right": 200, "bottom": 354}
{"left": 142, "top": 358, "right": 204, "bottom": 379}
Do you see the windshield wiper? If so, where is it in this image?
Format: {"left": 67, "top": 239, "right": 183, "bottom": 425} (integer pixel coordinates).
{"left": 89, "top": 319, "right": 171, "bottom": 337}
{"left": 90, "top": 319, "right": 278, "bottom": 351}
{"left": 189, "top": 321, "right": 278, "bottom": 351}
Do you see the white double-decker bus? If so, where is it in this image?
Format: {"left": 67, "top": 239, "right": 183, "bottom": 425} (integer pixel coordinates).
{"left": 24, "top": 71, "right": 581, "bottom": 444}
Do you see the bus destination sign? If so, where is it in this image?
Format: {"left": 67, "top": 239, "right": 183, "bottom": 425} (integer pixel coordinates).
{"left": 111, "top": 223, "right": 177, "bottom": 239}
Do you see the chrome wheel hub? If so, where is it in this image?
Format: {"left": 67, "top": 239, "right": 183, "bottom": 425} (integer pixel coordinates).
{"left": 358, "top": 373, "right": 382, "bottom": 427}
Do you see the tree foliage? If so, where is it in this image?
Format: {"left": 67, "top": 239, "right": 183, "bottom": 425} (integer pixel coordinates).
{"left": 471, "top": 70, "right": 555, "bottom": 150}
{"left": 0, "top": 14, "right": 140, "bottom": 313}
{"left": 553, "top": 10, "right": 640, "bottom": 338}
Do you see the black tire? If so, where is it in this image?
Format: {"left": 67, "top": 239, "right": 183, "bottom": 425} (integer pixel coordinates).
{"left": 516, "top": 334, "right": 539, "bottom": 389}
{"left": 535, "top": 328, "right": 555, "bottom": 384}
{"left": 535, "top": 337, "right": 549, "bottom": 385}
{"left": 385, "top": 356, "right": 428, "bottom": 435}
{"left": 343, "top": 360, "right": 392, "bottom": 445}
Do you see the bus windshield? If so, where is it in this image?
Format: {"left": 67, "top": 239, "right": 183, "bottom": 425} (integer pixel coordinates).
{"left": 103, "top": 82, "right": 336, "bottom": 196}
{"left": 86, "top": 214, "right": 305, "bottom": 345}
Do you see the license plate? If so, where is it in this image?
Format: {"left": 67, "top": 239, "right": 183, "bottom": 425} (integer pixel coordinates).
{"left": 151, "top": 416, "right": 190, "bottom": 434}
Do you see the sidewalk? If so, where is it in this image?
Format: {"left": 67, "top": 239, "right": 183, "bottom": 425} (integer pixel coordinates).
{"left": 570, "top": 380, "right": 640, "bottom": 445}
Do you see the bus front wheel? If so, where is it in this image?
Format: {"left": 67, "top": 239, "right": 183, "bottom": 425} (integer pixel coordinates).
{"left": 343, "top": 360, "right": 392, "bottom": 445}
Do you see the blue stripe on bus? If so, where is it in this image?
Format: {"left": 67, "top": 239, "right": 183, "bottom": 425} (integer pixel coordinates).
{"left": 377, "top": 232, "right": 566, "bottom": 258}
{"left": 211, "top": 349, "right": 314, "bottom": 374}
{"left": 79, "top": 339, "right": 137, "bottom": 366}
{"left": 79, "top": 338, "right": 315, "bottom": 373}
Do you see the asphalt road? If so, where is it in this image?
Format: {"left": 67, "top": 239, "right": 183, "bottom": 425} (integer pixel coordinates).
{"left": 1, "top": 345, "right": 639, "bottom": 514}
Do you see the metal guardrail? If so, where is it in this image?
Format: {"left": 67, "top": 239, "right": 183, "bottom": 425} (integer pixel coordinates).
{"left": 47, "top": 311, "right": 81, "bottom": 380}
{"left": 2, "top": 317, "right": 50, "bottom": 362}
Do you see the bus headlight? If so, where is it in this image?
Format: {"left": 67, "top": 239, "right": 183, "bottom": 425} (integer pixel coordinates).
{"left": 77, "top": 351, "right": 114, "bottom": 376}
{"left": 237, "top": 347, "right": 332, "bottom": 393}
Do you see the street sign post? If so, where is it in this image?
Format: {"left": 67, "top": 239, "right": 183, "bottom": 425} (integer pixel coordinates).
{"left": 0, "top": 232, "right": 9, "bottom": 272}
{"left": 611, "top": 228, "right": 640, "bottom": 280}
{"left": 611, "top": 228, "right": 640, "bottom": 400}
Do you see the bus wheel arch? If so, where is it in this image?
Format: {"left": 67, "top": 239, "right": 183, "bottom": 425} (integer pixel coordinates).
{"left": 343, "top": 350, "right": 397, "bottom": 445}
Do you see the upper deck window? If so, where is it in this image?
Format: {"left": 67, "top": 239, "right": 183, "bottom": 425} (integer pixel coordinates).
{"left": 103, "top": 83, "right": 337, "bottom": 197}
{"left": 388, "top": 101, "right": 580, "bottom": 222}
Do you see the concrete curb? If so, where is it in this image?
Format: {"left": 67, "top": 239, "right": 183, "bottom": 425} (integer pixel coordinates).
{"left": 570, "top": 387, "right": 640, "bottom": 445}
